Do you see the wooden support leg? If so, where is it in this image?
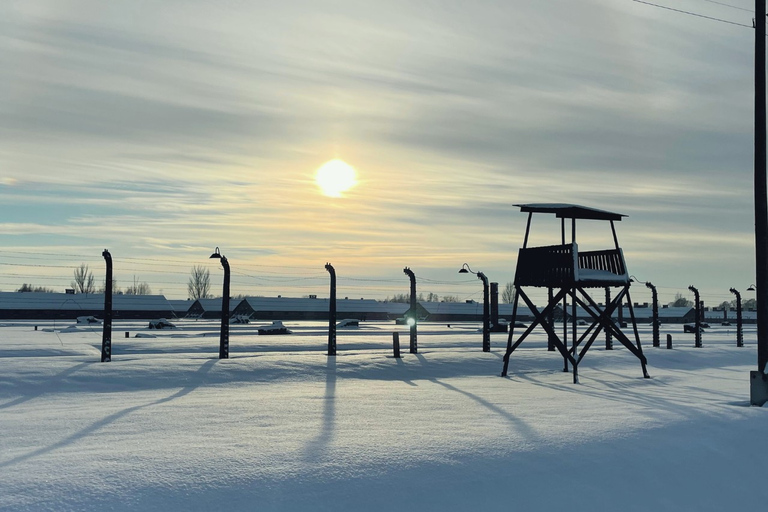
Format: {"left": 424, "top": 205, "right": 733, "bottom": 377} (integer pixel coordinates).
{"left": 625, "top": 289, "right": 650, "bottom": 378}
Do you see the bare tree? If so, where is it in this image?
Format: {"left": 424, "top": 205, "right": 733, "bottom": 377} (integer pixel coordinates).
{"left": 188, "top": 265, "right": 211, "bottom": 300}
{"left": 72, "top": 264, "right": 95, "bottom": 294}
{"left": 441, "top": 295, "right": 461, "bottom": 303}
{"left": 669, "top": 293, "right": 693, "bottom": 308}
{"left": 98, "top": 279, "right": 119, "bottom": 294}
{"left": 501, "top": 281, "right": 516, "bottom": 304}
{"left": 124, "top": 275, "right": 152, "bottom": 295}
{"left": 385, "top": 293, "right": 410, "bottom": 303}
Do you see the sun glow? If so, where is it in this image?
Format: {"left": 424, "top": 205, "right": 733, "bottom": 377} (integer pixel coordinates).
{"left": 315, "top": 159, "right": 358, "bottom": 197}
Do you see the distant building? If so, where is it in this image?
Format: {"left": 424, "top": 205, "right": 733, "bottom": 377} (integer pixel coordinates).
{"left": 0, "top": 292, "right": 174, "bottom": 320}
{"left": 232, "top": 296, "right": 402, "bottom": 321}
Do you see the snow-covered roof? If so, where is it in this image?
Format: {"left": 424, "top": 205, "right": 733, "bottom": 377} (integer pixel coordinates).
{"left": 0, "top": 292, "right": 173, "bottom": 311}
{"left": 241, "top": 296, "right": 408, "bottom": 314}
{"left": 189, "top": 298, "right": 237, "bottom": 313}
{"left": 704, "top": 309, "right": 758, "bottom": 321}
{"left": 420, "top": 301, "right": 512, "bottom": 316}
{"left": 168, "top": 300, "right": 194, "bottom": 313}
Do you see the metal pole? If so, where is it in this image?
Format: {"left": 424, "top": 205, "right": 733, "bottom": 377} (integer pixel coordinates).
{"left": 219, "top": 256, "right": 230, "bottom": 359}
{"left": 101, "top": 249, "right": 112, "bottom": 362}
{"left": 731, "top": 288, "right": 744, "bottom": 348}
{"left": 647, "top": 282, "right": 660, "bottom": 347}
{"left": 562, "top": 295, "right": 568, "bottom": 372}
{"left": 752, "top": 0, "right": 768, "bottom": 405}
{"left": 689, "top": 286, "right": 701, "bottom": 348}
{"left": 403, "top": 267, "right": 417, "bottom": 353}
{"left": 605, "top": 287, "right": 613, "bottom": 350}
{"left": 325, "top": 263, "right": 337, "bottom": 356}
{"left": 490, "top": 282, "right": 499, "bottom": 331}
{"left": 618, "top": 298, "right": 624, "bottom": 327}
{"left": 547, "top": 287, "right": 555, "bottom": 351}
{"left": 479, "top": 272, "right": 490, "bottom": 352}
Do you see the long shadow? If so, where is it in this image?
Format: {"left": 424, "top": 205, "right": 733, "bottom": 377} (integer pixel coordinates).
{"left": 428, "top": 376, "right": 541, "bottom": 442}
{"left": 410, "top": 353, "right": 540, "bottom": 440}
{"left": 395, "top": 356, "right": 418, "bottom": 387}
{"left": 0, "top": 362, "right": 91, "bottom": 411}
{"left": 302, "top": 356, "right": 336, "bottom": 462}
{"left": 511, "top": 367, "right": 730, "bottom": 424}
{"left": 0, "top": 358, "right": 217, "bottom": 468}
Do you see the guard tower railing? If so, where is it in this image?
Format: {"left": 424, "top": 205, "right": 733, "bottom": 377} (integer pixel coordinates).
{"left": 514, "top": 243, "right": 627, "bottom": 288}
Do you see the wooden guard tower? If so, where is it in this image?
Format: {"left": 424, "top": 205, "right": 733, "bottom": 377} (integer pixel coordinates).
{"left": 501, "top": 203, "right": 650, "bottom": 383}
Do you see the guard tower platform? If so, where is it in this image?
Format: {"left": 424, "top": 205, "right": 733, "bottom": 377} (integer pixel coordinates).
{"left": 501, "top": 203, "right": 649, "bottom": 383}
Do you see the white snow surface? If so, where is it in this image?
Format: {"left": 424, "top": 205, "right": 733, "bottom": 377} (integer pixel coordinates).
{"left": 1, "top": 320, "right": 766, "bottom": 511}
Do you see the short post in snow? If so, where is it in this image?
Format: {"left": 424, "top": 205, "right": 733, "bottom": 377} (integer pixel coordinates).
{"left": 101, "top": 249, "right": 113, "bottom": 362}
{"left": 392, "top": 332, "right": 401, "bottom": 358}
{"left": 666, "top": 333, "right": 672, "bottom": 349}
{"left": 325, "top": 263, "right": 337, "bottom": 356}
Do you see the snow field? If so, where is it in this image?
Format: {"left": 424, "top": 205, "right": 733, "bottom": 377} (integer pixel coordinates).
{"left": 0, "top": 320, "right": 766, "bottom": 511}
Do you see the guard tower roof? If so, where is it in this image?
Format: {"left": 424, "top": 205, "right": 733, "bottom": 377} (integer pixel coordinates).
{"left": 515, "top": 203, "right": 626, "bottom": 221}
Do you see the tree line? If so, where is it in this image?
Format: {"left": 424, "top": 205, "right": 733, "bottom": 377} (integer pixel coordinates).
{"left": 15, "top": 263, "right": 213, "bottom": 300}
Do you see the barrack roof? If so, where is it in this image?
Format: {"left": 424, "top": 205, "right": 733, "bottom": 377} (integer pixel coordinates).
{"left": 515, "top": 203, "right": 626, "bottom": 221}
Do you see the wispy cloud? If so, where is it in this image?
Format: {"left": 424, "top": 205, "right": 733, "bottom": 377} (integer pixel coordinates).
{"left": 0, "top": 0, "right": 758, "bottom": 301}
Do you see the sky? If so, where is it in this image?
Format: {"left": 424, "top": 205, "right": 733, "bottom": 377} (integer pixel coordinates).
{"left": 0, "top": 0, "right": 762, "bottom": 305}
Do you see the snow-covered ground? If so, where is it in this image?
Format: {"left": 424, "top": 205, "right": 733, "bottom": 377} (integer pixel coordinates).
{"left": 1, "top": 319, "right": 766, "bottom": 511}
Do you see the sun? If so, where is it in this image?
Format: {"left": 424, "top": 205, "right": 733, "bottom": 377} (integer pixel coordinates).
{"left": 315, "top": 159, "right": 358, "bottom": 197}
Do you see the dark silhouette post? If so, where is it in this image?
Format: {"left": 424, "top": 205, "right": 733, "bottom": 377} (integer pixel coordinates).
{"left": 458, "top": 263, "right": 490, "bottom": 351}
{"left": 647, "top": 281, "right": 660, "bottom": 347}
{"left": 753, "top": 0, "right": 768, "bottom": 405}
{"left": 325, "top": 263, "right": 337, "bottom": 356}
{"left": 605, "top": 287, "right": 613, "bottom": 350}
{"left": 403, "top": 267, "right": 417, "bottom": 353}
{"left": 210, "top": 247, "right": 230, "bottom": 359}
{"left": 479, "top": 272, "right": 490, "bottom": 351}
{"left": 688, "top": 285, "right": 701, "bottom": 348}
{"left": 618, "top": 299, "right": 624, "bottom": 327}
{"left": 101, "top": 249, "right": 112, "bottom": 362}
{"left": 392, "top": 332, "right": 401, "bottom": 358}
{"left": 730, "top": 288, "right": 744, "bottom": 348}
{"left": 490, "top": 282, "right": 500, "bottom": 331}
{"left": 547, "top": 287, "right": 555, "bottom": 351}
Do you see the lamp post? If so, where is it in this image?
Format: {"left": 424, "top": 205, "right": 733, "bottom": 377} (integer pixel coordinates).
{"left": 459, "top": 263, "right": 490, "bottom": 352}
{"left": 688, "top": 285, "right": 702, "bottom": 348}
{"left": 210, "top": 247, "right": 230, "bottom": 359}
{"left": 730, "top": 288, "right": 744, "bottom": 348}
{"left": 403, "top": 267, "right": 417, "bottom": 353}
{"left": 325, "top": 263, "right": 336, "bottom": 356}
{"left": 101, "top": 249, "right": 112, "bottom": 362}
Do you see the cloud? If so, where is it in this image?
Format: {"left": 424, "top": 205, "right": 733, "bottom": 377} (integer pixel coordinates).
{"left": 0, "top": 0, "right": 759, "bottom": 299}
